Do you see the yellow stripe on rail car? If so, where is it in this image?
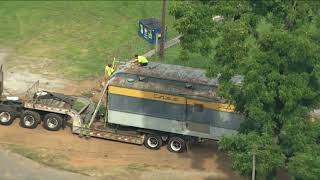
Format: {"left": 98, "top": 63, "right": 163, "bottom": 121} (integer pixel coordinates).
{"left": 187, "top": 99, "right": 235, "bottom": 113}
{"left": 108, "top": 86, "right": 235, "bottom": 112}
{"left": 108, "top": 86, "right": 186, "bottom": 104}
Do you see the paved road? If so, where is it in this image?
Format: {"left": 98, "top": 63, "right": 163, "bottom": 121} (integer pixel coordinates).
{"left": 0, "top": 148, "right": 98, "bottom": 180}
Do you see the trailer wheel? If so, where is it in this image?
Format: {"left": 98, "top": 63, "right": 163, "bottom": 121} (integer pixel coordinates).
{"left": 20, "top": 110, "right": 40, "bottom": 129}
{"left": 0, "top": 110, "right": 15, "bottom": 125}
{"left": 167, "top": 136, "right": 186, "bottom": 153}
{"left": 43, "top": 113, "right": 63, "bottom": 131}
{"left": 144, "top": 134, "right": 162, "bottom": 150}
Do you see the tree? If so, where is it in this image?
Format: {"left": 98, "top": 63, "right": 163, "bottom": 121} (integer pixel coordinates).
{"left": 171, "top": 0, "right": 320, "bottom": 179}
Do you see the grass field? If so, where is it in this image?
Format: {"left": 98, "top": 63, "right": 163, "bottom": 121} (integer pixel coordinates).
{"left": 151, "top": 44, "right": 211, "bottom": 69}
{"left": 7, "top": 144, "right": 71, "bottom": 171}
{"left": 0, "top": 1, "right": 178, "bottom": 79}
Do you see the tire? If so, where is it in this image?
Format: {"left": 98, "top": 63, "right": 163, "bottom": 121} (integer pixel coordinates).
{"left": 43, "top": 113, "right": 63, "bottom": 131}
{"left": 0, "top": 109, "right": 15, "bottom": 125}
{"left": 20, "top": 110, "right": 40, "bottom": 129}
{"left": 144, "top": 134, "right": 162, "bottom": 150}
{"left": 167, "top": 136, "right": 186, "bottom": 153}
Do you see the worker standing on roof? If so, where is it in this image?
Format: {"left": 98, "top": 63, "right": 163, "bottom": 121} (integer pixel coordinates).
{"left": 134, "top": 54, "right": 148, "bottom": 66}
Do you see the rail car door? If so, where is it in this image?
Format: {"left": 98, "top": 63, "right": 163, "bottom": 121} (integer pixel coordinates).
{"left": 185, "top": 99, "right": 210, "bottom": 134}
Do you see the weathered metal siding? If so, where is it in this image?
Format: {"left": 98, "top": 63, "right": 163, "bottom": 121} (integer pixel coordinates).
{"left": 108, "top": 94, "right": 185, "bottom": 121}
{"left": 108, "top": 110, "right": 238, "bottom": 140}
{"left": 107, "top": 62, "right": 243, "bottom": 139}
{"left": 186, "top": 105, "right": 242, "bottom": 130}
{"left": 108, "top": 110, "right": 184, "bottom": 134}
{"left": 108, "top": 92, "right": 242, "bottom": 140}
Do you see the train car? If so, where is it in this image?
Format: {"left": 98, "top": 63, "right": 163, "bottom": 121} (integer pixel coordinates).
{"left": 106, "top": 62, "right": 243, "bottom": 152}
{"left": 0, "top": 62, "right": 243, "bottom": 153}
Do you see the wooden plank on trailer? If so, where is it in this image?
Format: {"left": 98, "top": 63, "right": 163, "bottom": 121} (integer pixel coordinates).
{"left": 58, "top": 102, "right": 65, "bottom": 108}
{"left": 74, "top": 126, "right": 144, "bottom": 145}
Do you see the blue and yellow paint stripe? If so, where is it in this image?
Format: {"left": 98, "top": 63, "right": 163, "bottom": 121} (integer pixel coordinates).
{"left": 108, "top": 86, "right": 235, "bottom": 113}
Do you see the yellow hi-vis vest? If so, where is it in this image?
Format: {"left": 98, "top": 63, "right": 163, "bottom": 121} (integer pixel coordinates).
{"left": 105, "top": 65, "right": 114, "bottom": 76}
{"left": 138, "top": 56, "right": 148, "bottom": 63}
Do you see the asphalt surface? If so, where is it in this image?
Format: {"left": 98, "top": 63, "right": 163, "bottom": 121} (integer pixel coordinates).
{"left": 0, "top": 148, "right": 98, "bottom": 180}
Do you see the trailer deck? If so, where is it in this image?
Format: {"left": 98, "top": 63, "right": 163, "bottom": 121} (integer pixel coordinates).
{"left": 73, "top": 121, "right": 145, "bottom": 145}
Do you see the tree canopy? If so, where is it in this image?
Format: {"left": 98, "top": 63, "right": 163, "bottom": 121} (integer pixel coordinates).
{"left": 171, "top": 0, "right": 320, "bottom": 179}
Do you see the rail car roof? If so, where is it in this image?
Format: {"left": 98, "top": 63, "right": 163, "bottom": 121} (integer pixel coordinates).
{"left": 115, "top": 62, "right": 220, "bottom": 86}
{"left": 109, "top": 62, "right": 243, "bottom": 101}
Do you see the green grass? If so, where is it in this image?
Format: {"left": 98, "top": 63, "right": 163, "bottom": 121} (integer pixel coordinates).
{"left": 80, "top": 90, "right": 94, "bottom": 98}
{"left": 72, "top": 100, "right": 87, "bottom": 112}
{"left": 6, "top": 144, "right": 157, "bottom": 179}
{"left": 7, "top": 144, "right": 70, "bottom": 170}
{"left": 0, "top": 1, "right": 178, "bottom": 79}
{"left": 151, "top": 44, "right": 211, "bottom": 69}
{"left": 6, "top": 144, "right": 98, "bottom": 176}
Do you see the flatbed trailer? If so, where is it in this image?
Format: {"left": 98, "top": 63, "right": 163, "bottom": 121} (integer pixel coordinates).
{"left": 0, "top": 90, "right": 146, "bottom": 142}
{"left": 0, "top": 64, "right": 146, "bottom": 148}
{"left": 0, "top": 62, "right": 244, "bottom": 153}
{"left": 25, "top": 94, "right": 145, "bottom": 145}
{"left": 0, "top": 88, "right": 145, "bottom": 145}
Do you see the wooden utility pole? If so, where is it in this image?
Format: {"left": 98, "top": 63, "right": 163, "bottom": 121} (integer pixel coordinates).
{"left": 159, "top": 0, "right": 167, "bottom": 60}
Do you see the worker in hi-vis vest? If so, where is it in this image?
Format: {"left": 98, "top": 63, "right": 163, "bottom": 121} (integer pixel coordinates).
{"left": 134, "top": 54, "right": 148, "bottom": 66}
{"left": 101, "top": 63, "right": 114, "bottom": 87}
{"left": 105, "top": 64, "right": 114, "bottom": 77}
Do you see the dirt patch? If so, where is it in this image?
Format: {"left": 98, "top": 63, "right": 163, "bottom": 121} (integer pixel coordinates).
{"left": 0, "top": 49, "right": 8, "bottom": 64}
{"left": 0, "top": 49, "right": 72, "bottom": 95}
{"left": 0, "top": 48, "right": 101, "bottom": 97}
{"left": 59, "top": 78, "right": 101, "bottom": 96}
{"left": 0, "top": 121, "right": 243, "bottom": 180}
{"left": 4, "top": 70, "right": 70, "bottom": 95}
{"left": 0, "top": 48, "right": 242, "bottom": 179}
{"left": 0, "top": 145, "right": 97, "bottom": 180}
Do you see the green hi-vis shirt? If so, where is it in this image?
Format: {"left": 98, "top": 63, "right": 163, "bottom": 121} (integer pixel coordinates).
{"left": 138, "top": 56, "right": 148, "bottom": 63}
{"left": 105, "top": 66, "right": 114, "bottom": 76}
